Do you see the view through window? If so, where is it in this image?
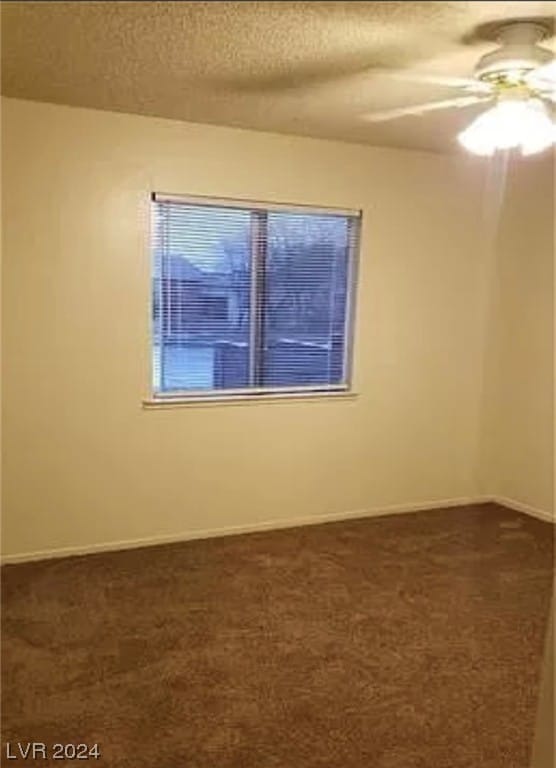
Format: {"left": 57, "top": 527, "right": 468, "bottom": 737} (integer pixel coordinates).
{"left": 152, "top": 195, "right": 360, "bottom": 397}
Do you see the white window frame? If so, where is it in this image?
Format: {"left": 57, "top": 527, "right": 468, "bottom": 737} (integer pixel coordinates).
{"left": 147, "top": 192, "right": 361, "bottom": 405}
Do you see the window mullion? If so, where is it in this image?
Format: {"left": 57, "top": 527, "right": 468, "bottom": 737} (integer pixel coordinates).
{"left": 249, "top": 210, "right": 268, "bottom": 387}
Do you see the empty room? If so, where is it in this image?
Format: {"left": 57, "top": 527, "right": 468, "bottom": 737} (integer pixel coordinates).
{"left": 1, "top": 2, "right": 554, "bottom": 767}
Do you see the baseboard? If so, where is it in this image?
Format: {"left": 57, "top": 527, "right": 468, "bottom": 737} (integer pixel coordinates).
{"left": 3, "top": 494, "right": 552, "bottom": 565}
{"left": 1, "top": 495, "right": 485, "bottom": 565}
{"left": 489, "top": 495, "right": 555, "bottom": 524}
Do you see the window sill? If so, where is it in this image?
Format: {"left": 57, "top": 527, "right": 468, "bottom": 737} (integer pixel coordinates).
{"left": 143, "top": 390, "right": 359, "bottom": 409}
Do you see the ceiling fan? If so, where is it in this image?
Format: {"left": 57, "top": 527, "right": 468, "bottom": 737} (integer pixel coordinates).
{"left": 361, "top": 21, "right": 556, "bottom": 156}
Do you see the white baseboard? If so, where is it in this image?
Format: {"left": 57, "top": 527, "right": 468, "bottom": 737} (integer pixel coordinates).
{"left": 489, "top": 495, "right": 555, "bottom": 524}
{"left": 1, "top": 495, "right": 483, "bottom": 565}
{"left": 1, "top": 494, "right": 552, "bottom": 565}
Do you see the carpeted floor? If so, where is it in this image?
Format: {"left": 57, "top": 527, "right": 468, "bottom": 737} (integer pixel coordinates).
{"left": 2, "top": 503, "right": 554, "bottom": 767}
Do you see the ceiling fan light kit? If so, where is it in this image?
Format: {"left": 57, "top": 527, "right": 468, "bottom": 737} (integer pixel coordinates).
{"left": 457, "top": 96, "right": 554, "bottom": 156}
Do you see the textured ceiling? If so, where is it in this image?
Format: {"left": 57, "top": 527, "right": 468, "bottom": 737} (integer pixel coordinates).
{"left": 2, "top": 1, "right": 555, "bottom": 152}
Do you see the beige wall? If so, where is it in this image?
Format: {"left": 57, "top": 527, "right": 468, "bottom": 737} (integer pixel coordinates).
{"left": 2, "top": 97, "right": 492, "bottom": 558}
{"left": 479, "top": 154, "right": 554, "bottom": 519}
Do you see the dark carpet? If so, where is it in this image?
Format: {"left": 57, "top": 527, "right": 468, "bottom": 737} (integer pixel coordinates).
{"left": 2, "top": 504, "right": 554, "bottom": 767}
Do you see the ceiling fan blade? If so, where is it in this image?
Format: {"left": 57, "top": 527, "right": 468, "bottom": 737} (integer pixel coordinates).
{"left": 210, "top": 62, "right": 492, "bottom": 96}
{"left": 361, "top": 95, "right": 491, "bottom": 123}
{"left": 377, "top": 70, "right": 492, "bottom": 93}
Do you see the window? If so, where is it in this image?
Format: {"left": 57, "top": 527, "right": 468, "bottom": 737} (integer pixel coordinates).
{"left": 151, "top": 193, "right": 360, "bottom": 399}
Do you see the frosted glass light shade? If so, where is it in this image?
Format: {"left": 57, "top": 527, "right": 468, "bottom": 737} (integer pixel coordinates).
{"left": 457, "top": 98, "right": 555, "bottom": 156}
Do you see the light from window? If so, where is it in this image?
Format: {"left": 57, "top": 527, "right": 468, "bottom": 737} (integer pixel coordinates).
{"left": 151, "top": 194, "right": 360, "bottom": 398}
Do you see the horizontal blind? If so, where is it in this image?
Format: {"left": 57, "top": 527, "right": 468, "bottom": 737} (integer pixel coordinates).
{"left": 151, "top": 195, "right": 360, "bottom": 396}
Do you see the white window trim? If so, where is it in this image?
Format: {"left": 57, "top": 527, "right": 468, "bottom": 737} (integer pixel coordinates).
{"left": 152, "top": 192, "right": 360, "bottom": 219}
{"left": 143, "top": 389, "right": 359, "bottom": 409}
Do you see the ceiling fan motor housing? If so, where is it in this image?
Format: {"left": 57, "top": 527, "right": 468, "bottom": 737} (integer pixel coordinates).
{"left": 475, "top": 22, "right": 553, "bottom": 84}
